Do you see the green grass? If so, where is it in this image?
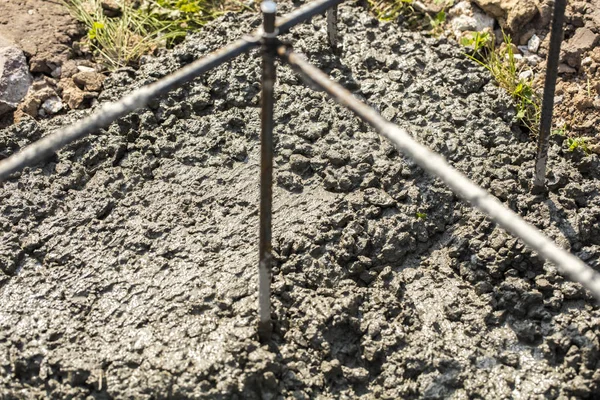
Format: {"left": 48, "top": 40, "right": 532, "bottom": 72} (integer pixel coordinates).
{"left": 463, "top": 31, "right": 541, "bottom": 136}
{"left": 367, "top": 0, "right": 414, "bottom": 22}
{"left": 367, "top": 0, "right": 453, "bottom": 34}
{"left": 62, "top": 0, "right": 246, "bottom": 70}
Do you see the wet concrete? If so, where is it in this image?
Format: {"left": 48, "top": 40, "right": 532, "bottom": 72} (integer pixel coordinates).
{"left": 1, "top": 3, "right": 600, "bottom": 399}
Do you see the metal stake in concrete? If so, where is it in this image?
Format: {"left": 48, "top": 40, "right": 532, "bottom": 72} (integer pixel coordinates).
{"left": 326, "top": 6, "right": 339, "bottom": 49}
{"left": 532, "top": 0, "right": 567, "bottom": 192}
{"left": 258, "top": 0, "right": 277, "bottom": 343}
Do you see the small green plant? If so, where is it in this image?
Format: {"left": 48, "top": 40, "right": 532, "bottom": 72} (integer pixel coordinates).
{"left": 464, "top": 31, "right": 541, "bottom": 135}
{"left": 428, "top": 0, "right": 453, "bottom": 36}
{"left": 552, "top": 123, "right": 567, "bottom": 136}
{"left": 416, "top": 212, "right": 427, "bottom": 220}
{"left": 461, "top": 31, "right": 491, "bottom": 53}
{"left": 566, "top": 137, "right": 590, "bottom": 154}
{"left": 367, "top": 0, "right": 414, "bottom": 22}
{"left": 429, "top": 10, "right": 446, "bottom": 35}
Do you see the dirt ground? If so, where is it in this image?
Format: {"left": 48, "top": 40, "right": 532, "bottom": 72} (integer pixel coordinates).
{"left": 1, "top": 1, "right": 600, "bottom": 399}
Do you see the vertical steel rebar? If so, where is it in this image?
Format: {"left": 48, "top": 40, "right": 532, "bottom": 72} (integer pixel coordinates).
{"left": 532, "top": 0, "right": 567, "bottom": 192}
{"left": 326, "top": 6, "right": 338, "bottom": 49}
{"left": 258, "top": 0, "right": 277, "bottom": 343}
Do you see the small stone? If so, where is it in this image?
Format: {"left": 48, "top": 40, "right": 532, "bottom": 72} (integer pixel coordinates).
{"left": 101, "top": 0, "right": 122, "bottom": 17}
{"left": 582, "top": 56, "right": 594, "bottom": 67}
{"left": 72, "top": 71, "right": 105, "bottom": 91}
{"left": 517, "top": 45, "right": 530, "bottom": 56}
{"left": 519, "top": 29, "right": 535, "bottom": 45}
{"left": 59, "top": 78, "right": 98, "bottom": 110}
{"left": 518, "top": 70, "right": 533, "bottom": 81}
{"left": 524, "top": 55, "right": 543, "bottom": 66}
{"left": 76, "top": 65, "right": 96, "bottom": 73}
{"left": 557, "top": 64, "right": 577, "bottom": 74}
{"left": 51, "top": 66, "right": 62, "bottom": 78}
{"left": 15, "top": 87, "right": 58, "bottom": 118}
{"left": 573, "top": 94, "right": 594, "bottom": 111}
{"left": 41, "top": 96, "right": 63, "bottom": 115}
{"left": 569, "top": 27, "right": 599, "bottom": 54}
{"left": 0, "top": 45, "right": 33, "bottom": 116}
{"left": 527, "top": 34, "right": 541, "bottom": 53}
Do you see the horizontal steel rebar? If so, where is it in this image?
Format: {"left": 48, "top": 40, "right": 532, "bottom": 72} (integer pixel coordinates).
{"left": 278, "top": 46, "right": 600, "bottom": 302}
{"left": 0, "top": 0, "right": 346, "bottom": 182}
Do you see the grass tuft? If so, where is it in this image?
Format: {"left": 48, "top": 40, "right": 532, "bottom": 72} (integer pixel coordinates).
{"left": 367, "top": 0, "right": 414, "bottom": 22}
{"left": 62, "top": 0, "right": 245, "bottom": 70}
{"left": 463, "top": 31, "right": 541, "bottom": 135}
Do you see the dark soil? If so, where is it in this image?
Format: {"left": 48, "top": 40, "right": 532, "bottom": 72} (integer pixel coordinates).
{"left": 1, "top": 2, "right": 600, "bottom": 399}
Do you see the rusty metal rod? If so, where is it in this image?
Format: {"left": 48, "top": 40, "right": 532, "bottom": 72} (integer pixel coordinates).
{"left": 532, "top": 0, "right": 567, "bottom": 191}
{"left": 326, "top": 6, "right": 339, "bottom": 49}
{"left": 0, "top": 37, "right": 259, "bottom": 182}
{"left": 258, "top": 0, "right": 277, "bottom": 343}
{"left": 0, "top": 0, "right": 346, "bottom": 183}
{"left": 276, "top": 0, "right": 344, "bottom": 35}
{"left": 278, "top": 46, "right": 600, "bottom": 302}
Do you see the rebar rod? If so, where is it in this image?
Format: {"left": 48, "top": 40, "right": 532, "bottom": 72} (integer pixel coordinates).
{"left": 258, "top": 0, "right": 277, "bottom": 343}
{"left": 532, "top": 0, "right": 567, "bottom": 191}
{"left": 276, "top": 0, "right": 345, "bottom": 34}
{"left": 0, "top": 38, "right": 259, "bottom": 182}
{"left": 0, "top": 0, "right": 346, "bottom": 183}
{"left": 326, "top": 7, "right": 339, "bottom": 49}
{"left": 278, "top": 46, "right": 600, "bottom": 302}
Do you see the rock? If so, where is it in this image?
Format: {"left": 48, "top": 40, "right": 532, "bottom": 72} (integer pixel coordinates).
{"left": 72, "top": 71, "right": 106, "bottom": 92}
{"left": 472, "top": 0, "right": 538, "bottom": 39}
{"left": 518, "top": 70, "right": 533, "bottom": 81}
{"left": 519, "top": 29, "right": 535, "bottom": 45}
{"left": 0, "top": 44, "right": 33, "bottom": 116}
{"left": 15, "top": 87, "right": 59, "bottom": 119}
{"left": 58, "top": 78, "right": 98, "bottom": 110}
{"left": 557, "top": 64, "right": 577, "bottom": 74}
{"left": 101, "top": 0, "right": 122, "bottom": 17}
{"left": 412, "top": 0, "right": 445, "bottom": 14}
{"left": 527, "top": 34, "right": 541, "bottom": 53}
{"left": 61, "top": 60, "right": 79, "bottom": 78}
{"left": 570, "top": 27, "right": 599, "bottom": 52}
{"left": 562, "top": 28, "right": 600, "bottom": 68}
{"left": 77, "top": 65, "right": 96, "bottom": 73}
{"left": 449, "top": 1, "right": 495, "bottom": 34}
{"left": 41, "top": 96, "right": 63, "bottom": 115}
{"left": 573, "top": 94, "right": 594, "bottom": 111}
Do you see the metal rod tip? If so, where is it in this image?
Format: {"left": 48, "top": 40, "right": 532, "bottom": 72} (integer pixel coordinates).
{"left": 261, "top": 0, "right": 276, "bottom": 14}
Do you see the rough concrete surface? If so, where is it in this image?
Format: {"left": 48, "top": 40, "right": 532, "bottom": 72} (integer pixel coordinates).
{"left": 1, "top": 3, "right": 600, "bottom": 399}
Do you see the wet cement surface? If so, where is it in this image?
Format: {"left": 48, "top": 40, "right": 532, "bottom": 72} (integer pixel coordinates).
{"left": 1, "top": 3, "right": 600, "bottom": 399}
